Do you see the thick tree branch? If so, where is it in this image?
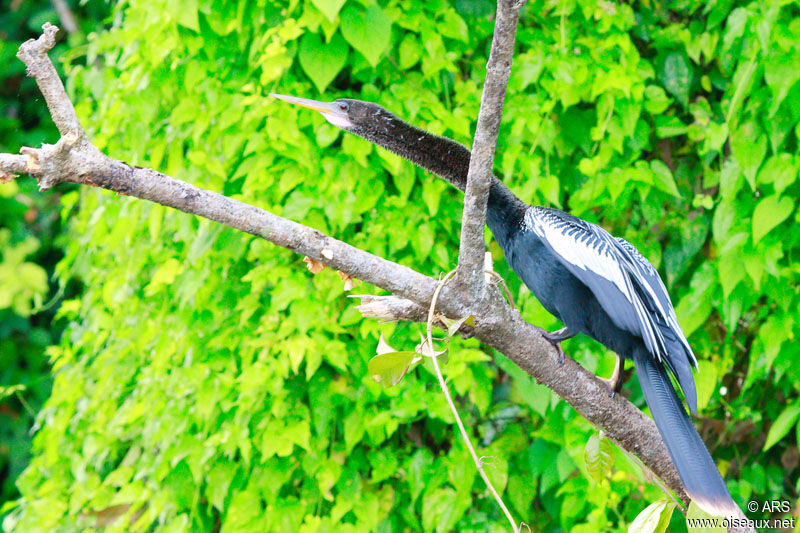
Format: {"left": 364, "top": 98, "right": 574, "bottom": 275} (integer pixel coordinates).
{"left": 457, "top": 0, "right": 522, "bottom": 296}
{"left": 1, "top": 24, "right": 754, "bottom": 532}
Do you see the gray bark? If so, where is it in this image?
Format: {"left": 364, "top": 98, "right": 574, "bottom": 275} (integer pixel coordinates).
{"left": 456, "top": 0, "right": 521, "bottom": 296}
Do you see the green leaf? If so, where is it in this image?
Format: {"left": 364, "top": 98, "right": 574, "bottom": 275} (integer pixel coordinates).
{"left": 584, "top": 432, "right": 614, "bottom": 483}
{"left": 752, "top": 194, "right": 794, "bottom": 242}
{"left": 447, "top": 315, "right": 474, "bottom": 338}
{"left": 655, "top": 116, "right": 688, "bottom": 137}
{"left": 643, "top": 85, "right": 671, "bottom": 114}
{"left": 719, "top": 158, "right": 742, "bottom": 200}
{"left": 757, "top": 153, "right": 798, "bottom": 195}
{"left": 693, "top": 360, "right": 718, "bottom": 412}
{"left": 763, "top": 404, "right": 800, "bottom": 451}
{"left": 650, "top": 160, "right": 680, "bottom": 197}
{"left": 482, "top": 455, "right": 509, "bottom": 494}
{"left": 675, "top": 264, "right": 716, "bottom": 337}
{"left": 422, "top": 487, "right": 464, "bottom": 533}
{"left": 407, "top": 450, "right": 434, "bottom": 500}
{"left": 368, "top": 448, "right": 399, "bottom": 483}
{"left": 704, "top": 121, "right": 729, "bottom": 154}
{"left": 438, "top": 11, "right": 468, "bottom": 43}
{"left": 764, "top": 54, "right": 800, "bottom": 116}
{"left": 343, "top": 410, "right": 365, "bottom": 452}
{"left": 445, "top": 450, "right": 476, "bottom": 493}
{"left": 144, "top": 258, "right": 185, "bottom": 296}
{"left": 455, "top": 0, "right": 494, "bottom": 16}
{"left": 165, "top": 460, "right": 195, "bottom": 509}
{"left": 398, "top": 34, "right": 421, "bottom": 69}
{"left": 225, "top": 489, "right": 266, "bottom": 530}
{"left": 495, "top": 353, "right": 552, "bottom": 417}
{"left": 767, "top": 101, "right": 796, "bottom": 152}
{"left": 168, "top": 0, "right": 199, "bottom": 31}
{"left": 368, "top": 351, "right": 416, "bottom": 387}
{"left": 743, "top": 252, "right": 764, "bottom": 290}
{"left": 628, "top": 499, "right": 675, "bottom": 533}
{"left": 507, "top": 473, "right": 535, "bottom": 516}
{"left": 340, "top": 4, "right": 391, "bottom": 67}
{"left": 421, "top": 179, "right": 442, "bottom": 215}
{"left": 660, "top": 52, "right": 691, "bottom": 107}
{"left": 207, "top": 463, "right": 236, "bottom": 510}
{"left": 717, "top": 251, "right": 746, "bottom": 299}
{"left": 730, "top": 121, "right": 767, "bottom": 190}
{"left": 311, "top": 0, "right": 346, "bottom": 22}
{"left": 0, "top": 500, "right": 19, "bottom": 516}
{"left": 298, "top": 32, "right": 349, "bottom": 93}
{"left": 18, "top": 262, "right": 48, "bottom": 293}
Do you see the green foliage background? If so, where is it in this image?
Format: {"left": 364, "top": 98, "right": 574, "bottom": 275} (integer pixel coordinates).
{"left": 0, "top": 0, "right": 106, "bottom": 506}
{"left": 3, "top": 0, "right": 800, "bottom": 531}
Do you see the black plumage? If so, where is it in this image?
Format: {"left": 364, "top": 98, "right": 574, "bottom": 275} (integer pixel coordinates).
{"left": 271, "top": 94, "right": 738, "bottom": 517}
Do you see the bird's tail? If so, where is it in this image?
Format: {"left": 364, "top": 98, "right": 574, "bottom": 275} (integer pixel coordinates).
{"left": 632, "top": 349, "right": 738, "bottom": 517}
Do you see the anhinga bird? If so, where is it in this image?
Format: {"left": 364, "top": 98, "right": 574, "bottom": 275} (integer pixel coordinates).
{"left": 271, "top": 93, "right": 738, "bottom": 517}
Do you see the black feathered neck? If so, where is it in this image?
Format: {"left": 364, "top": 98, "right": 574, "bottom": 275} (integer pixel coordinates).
{"left": 343, "top": 104, "right": 472, "bottom": 191}
{"left": 340, "top": 101, "right": 528, "bottom": 239}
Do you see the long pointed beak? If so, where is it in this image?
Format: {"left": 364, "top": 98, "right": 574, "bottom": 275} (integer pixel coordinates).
{"left": 269, "top": 93, "right": 340, "bottom": 115}
{"left": 270, "top": 93, "right": 353, "bottom": 129}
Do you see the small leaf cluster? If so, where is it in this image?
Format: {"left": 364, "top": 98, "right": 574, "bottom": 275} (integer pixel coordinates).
{"left": 4, "top": 0, "right": 800, "bottom": 532}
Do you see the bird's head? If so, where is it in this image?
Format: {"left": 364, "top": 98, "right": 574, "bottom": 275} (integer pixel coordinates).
{"left": 270, "top": 93, "right": 397, "bottom": 137}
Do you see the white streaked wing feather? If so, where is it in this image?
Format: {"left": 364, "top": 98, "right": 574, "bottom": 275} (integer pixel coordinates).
{"left": 525, "top": 207, "right": 668, "bottom": 360}
{"left": 614, "top": 238, "right": 670, "bottom": 319}
{"left": 526, "top": 210, "right": 631, "bottom": 297}
{"left": 615, "top": 237, "right": 696, "bottom": 366}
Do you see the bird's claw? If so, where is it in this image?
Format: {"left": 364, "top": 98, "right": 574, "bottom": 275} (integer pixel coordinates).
{"left": 535, "top": 326, "right": 569, "bottom": 366}
{"left": 598, "top": 377, "right": 617, "bottom": 398}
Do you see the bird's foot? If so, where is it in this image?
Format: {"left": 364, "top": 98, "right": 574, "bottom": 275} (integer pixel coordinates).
{"left": 598, "top": 355, "right": 625, "bottom": 398}
{"left": 535, "top": 326, "right": 575, "bottom": 367}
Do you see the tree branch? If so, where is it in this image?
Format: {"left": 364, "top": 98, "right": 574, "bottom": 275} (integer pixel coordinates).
{"left": 1, "top": 24, "right": 754, "bottom": 533}
{"left": 353, "top": 294, "right": 476, "bottom": 338}
{"left": 16, "top": 24, "right": 87, "bottom": 143}
{"left": 0, "top": 154, "right": 27, "bottom": 179}
{"left": 51, "top": 0, "right": 79, "bottom": 34}
{"left": 456, "top": 0, "right": 522, "bottom": 296}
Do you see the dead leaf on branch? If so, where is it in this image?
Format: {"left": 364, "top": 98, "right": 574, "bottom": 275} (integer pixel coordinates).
{"left": 0, "top": 170, "right": 18, "bottom": 183}
{"left": 337, "top": 270, "right": 356, "bottom": 291}
{"left": 303, "top": 256, "right": 325, "bottom": 274}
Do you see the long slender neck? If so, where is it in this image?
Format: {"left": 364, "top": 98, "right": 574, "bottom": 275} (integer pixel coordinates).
{"left": 347, "top": 113, "right": 528, "bottom": 244}
{"left": 350, "top": 114, "right": 472, "bottom": 190}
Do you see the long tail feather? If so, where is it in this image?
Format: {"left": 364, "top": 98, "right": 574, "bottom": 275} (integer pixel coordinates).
{"left": 633, "top": 350, "right": 738, "bottom": 517}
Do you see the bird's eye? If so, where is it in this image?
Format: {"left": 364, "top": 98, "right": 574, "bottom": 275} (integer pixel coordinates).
{"left": 338, "top": 102, "right": 348, "bottom": 112}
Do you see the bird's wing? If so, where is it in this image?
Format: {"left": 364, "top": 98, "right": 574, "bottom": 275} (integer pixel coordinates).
{"left": 524, "top": 207, "right": 675, "bottom": 362}
{"left": 613, "top": 236, "right": 696, "bottom": 368}
{"left": 611, "top": 235, "right": 699, "bottom": 413}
